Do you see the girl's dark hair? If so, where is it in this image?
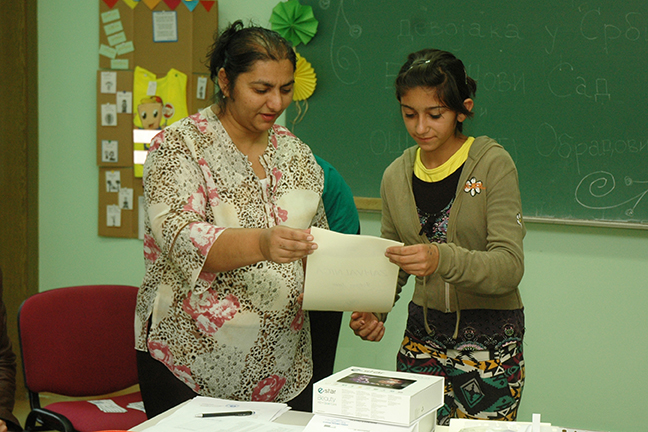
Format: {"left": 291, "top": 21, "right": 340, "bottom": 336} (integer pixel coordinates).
{"left": 395, "top": 49, "right": 477, "bottom": 133}
{"left": 207, "top": 20, "right": 297, "bottom": 112}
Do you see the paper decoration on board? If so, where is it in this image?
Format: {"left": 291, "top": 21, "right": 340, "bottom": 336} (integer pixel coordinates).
{"left": 102, "top": 0, "right": 120, "bottom": 8}
{"left": 101, "top": 140, "right": 119, "bottom": 163}
{"left": 200, "top": 1, "right": 215, "bottom": 12}
{"left": 104, "top": 20, "right": 124, "bottom": 36}
{"left": 133, "top": 66, "right": 189, "bottom": 129}
{"left": 141, "top": 0, "right": 162, "bottom": 9}
{"left": 196, "top": 76, "right": 208, "bottom": 100}
{"left": 117, "top": 91, "right": 133, "bottom": 113}
{"left": 108, "top": 31, "right": 127, "bottom": 46}
{"left": 293, "top": 53, "right": 316, "bottom": 101}
{"left": 152, "top": 11, "right": 178, "bottom": 42}
{"left": 106, "top": 171, "right": 121, "bottom": 192}
{"left": 291, "top": 52, "right": 317, "bottom": 129}
{"left": 103, "top": 0, "right": 210, "bottom": 12}
{"left": 101, "top": 104, "right": 118, "bottom": 126}
{"left": 116, "top": 40, "right": 135, "bottom": 55}
{"left": 119, "top": 187, "right": 134, "bottom": 210}
{"left": 111, "top": 59, "right": 129, "bottom": 69}
{"left": 101, "top": 9, "right": 121, "bottom": 23}
{"left": 101, "top": 71, "right": 118, "bottom": 93}
{"left": 122, "top": 0, "right": 140, "bottom": 9}
{"left": 107, "top": 205, "right": 122, "bottom": 227}
{"left": 182, "top": 0, "right": 199, "bottom": 12}
{"left": 99, "top": 44, "right": 118, "bottom": 59}
{"left": 164, "top": 0, "right": 182, "bottom": 10}
{"left": 269, "top": 0, "right": 319, "bottom": 47}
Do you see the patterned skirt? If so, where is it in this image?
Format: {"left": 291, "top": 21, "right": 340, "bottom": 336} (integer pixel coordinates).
{"left": 397, "top": 302, "right": 525, "bottom": 426}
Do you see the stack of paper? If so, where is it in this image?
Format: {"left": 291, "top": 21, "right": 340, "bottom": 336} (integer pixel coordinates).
{"left": 303, "top": 414, "right": 435, "bottom": 432}
{"left": 140, "top": 396, "right": 302, "bottom": 432}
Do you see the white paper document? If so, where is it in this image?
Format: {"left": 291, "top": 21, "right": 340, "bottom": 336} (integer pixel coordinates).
{"left": 303, "top": 227, "right": 403, "bottom": 313}
{"left": 304, "top": 414, "right": 418, "bottom": 432}
{"left": 140, "top": 396, "right": 301, "bottom": 432}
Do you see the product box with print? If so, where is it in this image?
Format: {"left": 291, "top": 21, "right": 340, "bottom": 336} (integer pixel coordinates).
{"left": 313, "top": 366, "right": 444, "bottom": 427}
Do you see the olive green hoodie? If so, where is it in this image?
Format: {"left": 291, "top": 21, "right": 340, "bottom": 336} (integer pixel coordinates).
{"left": 380, "top": 136, "right": 525, "bottom": 330}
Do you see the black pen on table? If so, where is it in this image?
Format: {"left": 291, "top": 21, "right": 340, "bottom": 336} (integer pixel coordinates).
{"left": 195, "top": 410, "right": 254, "bottom": 418}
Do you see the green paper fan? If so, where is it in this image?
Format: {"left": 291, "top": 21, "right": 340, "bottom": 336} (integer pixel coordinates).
{"left": 269, "top": 0, "right": 319, "bottom": 47}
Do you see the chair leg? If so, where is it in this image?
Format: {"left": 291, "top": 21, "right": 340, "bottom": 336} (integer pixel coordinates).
{"left": 25, "top": 408, "right": 75, "bottom": 432}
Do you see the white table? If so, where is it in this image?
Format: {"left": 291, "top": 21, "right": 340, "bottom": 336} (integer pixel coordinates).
{"left": 130, "top": 403, "right": 450, "bottom": 431}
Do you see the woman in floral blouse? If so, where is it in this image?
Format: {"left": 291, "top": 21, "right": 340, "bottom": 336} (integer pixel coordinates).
{"left": 135, "top": 21, "right": 328, "bottom": 418}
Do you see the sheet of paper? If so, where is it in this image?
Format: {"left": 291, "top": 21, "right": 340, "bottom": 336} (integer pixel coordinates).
{"left": 303, "top": 227, "right": 403, "bottom": 313}
{"left": 304, "top": 414, "right": 416, "bottom": 432}
{"left": 140, "top": 396, "right": 300, "bottom": 432}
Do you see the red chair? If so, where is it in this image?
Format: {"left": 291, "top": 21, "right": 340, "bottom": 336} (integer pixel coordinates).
{"left": 18, "top": 285, "right": 148, "bottom": 432}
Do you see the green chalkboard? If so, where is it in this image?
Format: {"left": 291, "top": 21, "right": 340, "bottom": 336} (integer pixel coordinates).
{"left": 287, "top": 0, "right": 648, "bottom": 227}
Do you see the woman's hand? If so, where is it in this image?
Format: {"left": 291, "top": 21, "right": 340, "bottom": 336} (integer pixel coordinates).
{"left": 259, "top": 226, "right": 318, "bottom": 263}
{"left": 385, "top": 243, "right": 439, "bottom": 277}
{"left": 349, "top": 312, "right": 385, "bottom": 341}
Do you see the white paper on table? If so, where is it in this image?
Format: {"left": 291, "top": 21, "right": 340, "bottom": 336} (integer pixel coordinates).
{"left": 303, "top": 227, "right": 403, "bottom": 313}
{"left": 448, "top": 418, "right": 557, "bottom": 432}
{"left": 304, "top": 414, "right": 417, "bottom": 432}
{"left": 141, "top": 396, "right": 299, "bottom": 432}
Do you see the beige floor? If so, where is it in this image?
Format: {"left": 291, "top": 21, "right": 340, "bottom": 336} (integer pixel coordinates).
{"left": 14, "top": 393, "right": 71, "bottom": 429}
{"left": 13, "top": 395, "right": 30, "bottom": 427}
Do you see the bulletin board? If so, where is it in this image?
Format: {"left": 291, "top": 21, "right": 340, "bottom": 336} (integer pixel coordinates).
{"left": 286, "top": 0, "right": 648, "bottom": 228}
{"left": 96, "top": 0, "right": 218, "bottom": 238}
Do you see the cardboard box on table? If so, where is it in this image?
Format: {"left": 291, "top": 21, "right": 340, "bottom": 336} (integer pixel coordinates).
{"left": 96, "top": 0, "right": 217, "bottom": 238}
{"left": 313, "top": 367, "right": 444, "bottom": 429}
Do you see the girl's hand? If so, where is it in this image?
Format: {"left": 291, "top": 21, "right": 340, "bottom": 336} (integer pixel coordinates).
{"left": 385, "top": 243, "right": 439, "bottom": 277}
{"left": 349, "top": 312, "right": 385, "bottom": 341}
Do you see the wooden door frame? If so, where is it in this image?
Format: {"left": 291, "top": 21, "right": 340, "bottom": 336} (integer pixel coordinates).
{"left": 0, "top": 1, "right": 39, "bottom": 400}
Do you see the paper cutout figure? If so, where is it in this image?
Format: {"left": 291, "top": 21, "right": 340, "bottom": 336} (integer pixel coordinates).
{"left": 133, "top": 66, "right": 188, "bottom": 129}
{"left": 137, "top": 96, "right": 165, "bottom": 129}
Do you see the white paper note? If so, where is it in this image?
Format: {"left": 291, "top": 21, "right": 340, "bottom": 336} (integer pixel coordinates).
{"left": 304, "top": 414, "right": 417, "bottom": 432}
{"left": 303, "top": 227, "right": 403, "bottom": 313}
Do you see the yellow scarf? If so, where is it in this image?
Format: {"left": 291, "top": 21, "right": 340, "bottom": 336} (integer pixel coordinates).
{"left": 414, "top": 136, "right": 475, "bottom": 182}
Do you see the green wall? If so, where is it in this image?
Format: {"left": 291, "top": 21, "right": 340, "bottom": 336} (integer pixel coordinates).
{"left": 39, "top": 1, "right": 647, "bottom": 431}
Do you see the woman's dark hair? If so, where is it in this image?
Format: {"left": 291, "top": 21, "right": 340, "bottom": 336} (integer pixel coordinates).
{"left": 207, "top": 20, "right": 297, "bottom": 112}
{"left": 395, "top": 49, "right": 477, "bottom": 133}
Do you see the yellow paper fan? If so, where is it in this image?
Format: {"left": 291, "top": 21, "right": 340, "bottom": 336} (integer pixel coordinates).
{"left": 293, "top": 52, "right": 316, "bottom": 101}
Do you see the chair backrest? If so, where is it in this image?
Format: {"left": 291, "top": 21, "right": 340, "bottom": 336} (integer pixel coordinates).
{"left": 18, "top": 285, "right": 140, "bottom": 397}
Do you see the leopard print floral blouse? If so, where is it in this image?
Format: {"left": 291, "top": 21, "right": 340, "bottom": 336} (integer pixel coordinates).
{"left": 135, "top": 107, "right": 328, "bottom": 402}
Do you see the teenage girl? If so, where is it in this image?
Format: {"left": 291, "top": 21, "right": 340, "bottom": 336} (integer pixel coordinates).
{"left": 350, "top": 48, "right": 526, "bottom": 425}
